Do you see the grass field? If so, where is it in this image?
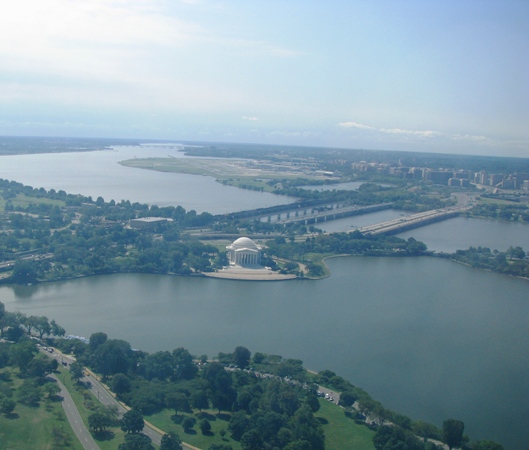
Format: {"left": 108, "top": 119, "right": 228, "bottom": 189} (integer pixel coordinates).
{"left": 0, "top": 368, "right": 84, "bottom": 450}
{"left": 0, "top": 194, "right": 65, "bottom": 213}
{"left": 316, "top": 399, "right": 375, "bottom": 450}
{"left": 57, "top": 368, "right": 128, "bottom": 450}
{"left": 147, "top": 409, "right": 239, "bottom": 450}
{"left": 146, "top": 398, "right": 376, "bottom": 450}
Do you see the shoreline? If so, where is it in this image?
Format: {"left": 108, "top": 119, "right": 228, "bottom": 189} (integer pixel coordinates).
{"left": 2, "top": 251, "right": 529, "bottom": 287}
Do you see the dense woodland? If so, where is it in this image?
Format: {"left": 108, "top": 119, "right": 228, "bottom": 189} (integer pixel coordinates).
{"left": 447, "top": 246, "right": 529, "bottom": 278}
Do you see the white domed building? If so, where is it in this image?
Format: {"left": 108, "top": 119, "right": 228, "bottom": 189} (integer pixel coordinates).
{"left": 226, "top": 237, "right": 262, "bottom": 266}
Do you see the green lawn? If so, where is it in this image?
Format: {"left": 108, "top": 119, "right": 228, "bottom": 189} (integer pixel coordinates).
{"left": 57, "top": 368, "right": 129, "bottom": 450}
{"left": 316, "top": 399, "right": 375, "bottom": 450}
{"left": 0, "top": 368, "right": 83, "bottom": 450}
{"left": 148, "top": 409, "right": 239, "bottom": 450}
{"left": 147, "top": 400, "right": 376, "bottom": 450}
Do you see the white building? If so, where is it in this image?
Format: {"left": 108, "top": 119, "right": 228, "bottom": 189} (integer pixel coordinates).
{"left": 226, "top": 237, "right": 262, "bottom": 266}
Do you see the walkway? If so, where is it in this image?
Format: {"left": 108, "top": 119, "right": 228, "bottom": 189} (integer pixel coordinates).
{"left": 204, "top": 264, "right": 296, "bottom": 280}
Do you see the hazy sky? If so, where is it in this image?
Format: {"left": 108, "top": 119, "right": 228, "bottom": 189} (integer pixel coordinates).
{"left": 1, "top": 0, "right": 528, "bottom": 157}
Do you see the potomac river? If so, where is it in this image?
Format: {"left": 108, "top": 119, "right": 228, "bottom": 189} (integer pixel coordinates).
{"left": 0, "top": 146, "right": 528, "bottom": 448}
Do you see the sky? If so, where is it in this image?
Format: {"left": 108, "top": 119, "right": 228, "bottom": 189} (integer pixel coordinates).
{"left": 1, "top": 0, "right": 528, "bottom": 157}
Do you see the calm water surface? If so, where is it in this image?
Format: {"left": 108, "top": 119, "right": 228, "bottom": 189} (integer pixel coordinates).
{"left": 0, "top": 145, "right": 295, "bottom": 213}
{"left": 2, "top": 257, "right": 528, "bottom": 449}
{"left": 318, "top": 213, "right": 529, "bottom": 253}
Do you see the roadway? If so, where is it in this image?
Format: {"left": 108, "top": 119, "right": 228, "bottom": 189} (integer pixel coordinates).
{"left": 43, "top": 346, "right": 198, "bottom": 450}
{"left": 357, "top": 206, "right": 470, "bottom": 235}
{"left": 51, "top": 373, "right": 100, "bottom": 450}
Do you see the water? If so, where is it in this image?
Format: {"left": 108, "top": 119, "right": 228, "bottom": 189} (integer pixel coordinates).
{"left": 1, "top": 147, "right": 528, "bottom": 448}
{"left": 396, "top": 216, "right": 529, "bottom": 253}
{"left": 317, "top": 213, "right": 529, "bottom": 253}
{"left": 0, "top": 145, "right": 295, "bottom": 214}
{"left": 2, "top": 257, "right": 528, "bottom": 449}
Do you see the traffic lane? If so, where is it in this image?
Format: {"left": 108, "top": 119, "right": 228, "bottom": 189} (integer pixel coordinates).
{"left": 51, "top": 374, "right": 100, "bottom": 450}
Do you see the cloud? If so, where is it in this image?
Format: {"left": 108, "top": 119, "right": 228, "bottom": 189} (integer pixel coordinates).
{"left": 339, "top": 121, "right": 440, "bottom": 138}
{"left": 338, "top": 119, "right": 527, "bottom": 150}
{"left": 380, "top": 128, "right": 442, "bottom": 138}
{"left": 242, "top": 116, "right": 259, "bottom": 121}
{"left": 338, "top": 121, "right": 376, "bottom": 130}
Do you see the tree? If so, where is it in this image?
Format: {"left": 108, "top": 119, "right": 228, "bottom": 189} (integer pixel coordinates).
{"left": 35, "top": 316, "right": 51, "bottom": 340}
{"left": 9, "top": 340, "right": 37, "bottom": 372}
{"left": 70, "top": 361, "right": 85, "bottom": 382}
{"left": 190, "top": 390, "right": 209, "bottom": 411}
{"left": 338, "top": 390, "right": 357, "bottom": 407}
{"left": 0, "top": 397, "right": 16, "bottom": 415}
{"left": 166, "top": 392, "right": 190, "bottom": 416}
{"left": 92, "top": 339, "right": 133, "bottom": 377}
{"left": 50, "top": 319, "right": 66, "bottom": 337}
{"left": 160, "top": 431, "right": 183, "bottom": 450}
{"left": 11, "top": 260, "right": 39, "bottom": 284}
{"left": 111, "top": 373, "right": 132, "bottom": 395}
{"left": 27, "top": 354, "right": 58, "bottom": 378}
{"left": 121, "top": 409, "right": 145, "bottom": 434}
{"left": 304, "top": 392, "right": 320, "bottom": 413}
{"left": 182, "top": 416, "right": 195, "bottom": 431}
{"left": 23, "top": 315, "right": 39, "bottom": 336}
{"left": 89, "top": 332, "right": 108, "bottom": 351}
{"left": 228, "top": 410, "right": 250, "bottom": 440}
{"left": 171, "top": 347, "right": 198, "bottom": 380}
{"left": 443, "top": 419, "right": 465, "bottom": 450}
{"left": 233, "top": 346, "right": 251, "bottom": 369}
{"left": 118, "top": 433, "right": 154, "bottom": 450}
{"left": 200, "top": 419, "right": 212, "bottom": 435}
{"left": 42, "top": 382, "right": 61, "bottom": 399}
{"left": 89, "top": 411, "right": 112, "bottom": 435}
{"left": 284, "top": 440, "right": 312, "bottom": 450}
{"left": 240, "top": 429, "right": 263, "bottom": 450}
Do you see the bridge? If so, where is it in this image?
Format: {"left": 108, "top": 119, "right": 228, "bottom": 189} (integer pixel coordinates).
{"left": 259, "top": 202, "right": 393, "bottom": 225}
{"left": 357, "top": 206, "right": 470, "bottom": 235}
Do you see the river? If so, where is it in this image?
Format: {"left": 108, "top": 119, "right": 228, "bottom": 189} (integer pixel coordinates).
{"left": 0, "top": 148, "right": 528, "bottom": 448}
{"left": 0, "top": 145, "right": 295, "bottom": 214}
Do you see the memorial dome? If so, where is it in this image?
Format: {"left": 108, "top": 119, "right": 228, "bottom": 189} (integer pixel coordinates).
{"left": 230, "top": 237, "right": 259, "bottom": 250}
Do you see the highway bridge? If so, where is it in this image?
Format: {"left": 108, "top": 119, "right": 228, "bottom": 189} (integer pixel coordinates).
{"left": 260, "top": 202, "right": 393, "bottom": 225}
{"left": 357, "top": 206, "right": 470, "bottom": 235}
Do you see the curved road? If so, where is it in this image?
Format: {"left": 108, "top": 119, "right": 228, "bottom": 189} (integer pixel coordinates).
{"left": 51, "top": 373, "right": 100, "bottom": 450}
{"left": 43, "top": 346, "right": 197, "bottom": 450}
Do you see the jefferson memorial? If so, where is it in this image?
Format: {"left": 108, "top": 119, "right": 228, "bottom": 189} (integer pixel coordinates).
{"left": 226, "top": 237, "right": 262, "bottom": 266}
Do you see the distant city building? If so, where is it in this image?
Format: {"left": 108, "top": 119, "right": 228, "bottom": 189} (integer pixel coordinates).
{"left": 226, "top": 237, "right": 262, "bottom": 266}
{"left": 489, "top": 173, "right": 503, "bottom": 187}
{"left": 448, "top": 178, "right": 470, "bottom": 187}
{"left": 424, "top": 170, "right": 452, "bottom": 185}
{"left": 478, "top": 171, "right": 488, "bottom": 185}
